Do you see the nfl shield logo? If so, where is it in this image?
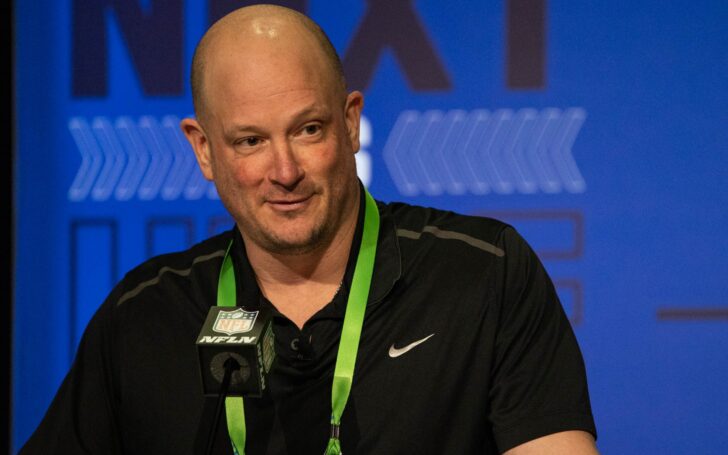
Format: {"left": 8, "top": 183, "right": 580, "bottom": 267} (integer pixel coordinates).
{"left": 213, "top": 308, "right": 258, "bottom": 335}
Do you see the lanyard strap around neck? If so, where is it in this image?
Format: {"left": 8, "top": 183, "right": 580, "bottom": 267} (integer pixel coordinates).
{"left": 218, "top": 190, "right": 380, "bottom": 455}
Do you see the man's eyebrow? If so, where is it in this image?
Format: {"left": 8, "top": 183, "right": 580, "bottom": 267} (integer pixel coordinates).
{"left": 289, "top": 104, "right": 331, "bottom": 123}
{"left": 221, "top": 124, "right": 264, "bottom": 143}
{"left": 227, "top": 124, "right": 263, "bottom": 134}
{"left": 226, "top": 105, "right": 332, "bottom": 135}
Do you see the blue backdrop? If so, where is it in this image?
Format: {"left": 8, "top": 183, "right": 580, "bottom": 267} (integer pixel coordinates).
{"left": 13, "top": 0, "right": 728, "bottom": 453}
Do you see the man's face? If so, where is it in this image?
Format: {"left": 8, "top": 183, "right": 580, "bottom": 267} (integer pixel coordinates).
{"left": 186, "top": 37, "right": 363, "bottom": 255}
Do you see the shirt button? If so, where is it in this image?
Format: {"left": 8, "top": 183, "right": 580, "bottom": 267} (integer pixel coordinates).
{"left": 290, "top": 338, "right": 300, "bottom": 351}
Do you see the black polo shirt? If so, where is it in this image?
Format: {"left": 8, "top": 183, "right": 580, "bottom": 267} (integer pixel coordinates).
{"left": 20, "top": 198, "right": 596, "bottom": 454}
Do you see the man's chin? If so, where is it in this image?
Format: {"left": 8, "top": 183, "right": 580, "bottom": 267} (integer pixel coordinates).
{"left": 256, "top": 226, "right": 327, "bottom": 256}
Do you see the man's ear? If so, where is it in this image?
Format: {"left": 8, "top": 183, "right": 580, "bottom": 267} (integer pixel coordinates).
{"left": 344, "top": 91, "right": 364, "bottom": 153}
{"left": 180, "top": 117, "right": 214, "bottom": 181}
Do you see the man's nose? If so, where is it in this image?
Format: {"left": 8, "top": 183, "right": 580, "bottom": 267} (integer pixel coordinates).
{"left": 269, "top": 140, "right": 304, "bottom": 189}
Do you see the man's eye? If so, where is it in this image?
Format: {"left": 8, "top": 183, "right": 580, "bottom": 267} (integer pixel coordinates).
{"left": 237, "top": 137, "right": 261, "bottom": 147}
{"left": 303, "top": 124, "right": 321, "bottom": 135}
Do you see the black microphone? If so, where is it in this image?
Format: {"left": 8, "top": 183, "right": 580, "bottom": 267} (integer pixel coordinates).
{"left": 196, "top": 306, "right": 275, "bottom": 398}
{"left": 197, "top": 307, "right": 275, "bottom": 454}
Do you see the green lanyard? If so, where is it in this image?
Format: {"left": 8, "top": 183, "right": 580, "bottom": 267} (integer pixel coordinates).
{"left": 217, "top": 190, "right": 380, "bottom": 455}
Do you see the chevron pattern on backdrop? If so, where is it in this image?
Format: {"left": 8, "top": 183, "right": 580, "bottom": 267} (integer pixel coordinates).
{"left": 67, "top": 109, "right": 586, "bottom": 201}
{"left": 67, "top": 115, "right": 217, "bottom": 202}
{"left": 383, "top": 108, "right": 588, "bottom": 196}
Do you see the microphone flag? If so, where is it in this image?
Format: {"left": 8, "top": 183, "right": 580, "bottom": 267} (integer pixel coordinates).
{"left": 196, "top": 307, "right": 275, "bottom": 397}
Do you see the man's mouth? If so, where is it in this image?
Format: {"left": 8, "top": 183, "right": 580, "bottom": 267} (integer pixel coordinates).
{"left": 265, "top": 194, "right": 313, "bottom": 212}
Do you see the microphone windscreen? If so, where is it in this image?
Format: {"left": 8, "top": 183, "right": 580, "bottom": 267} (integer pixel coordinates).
{"left": 196, "top": 307, "right": 275, "bottom": 397}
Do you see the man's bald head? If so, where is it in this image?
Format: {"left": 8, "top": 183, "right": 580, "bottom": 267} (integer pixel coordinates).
{"left": 190, "top": 5, "right": 346, "bottom": 123}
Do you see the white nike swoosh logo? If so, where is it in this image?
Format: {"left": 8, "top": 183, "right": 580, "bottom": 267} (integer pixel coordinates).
{"left": 388, "top": 333, "right": 436, "bottom": 358}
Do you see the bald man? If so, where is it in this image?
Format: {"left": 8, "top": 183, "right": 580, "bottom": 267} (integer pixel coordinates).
{"left": 21, "top": 5, "right": 597, "bottom": 455}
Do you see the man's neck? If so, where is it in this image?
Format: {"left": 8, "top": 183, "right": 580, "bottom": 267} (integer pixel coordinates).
{"left": 241, "top": 192, "right": 361, "bottom": 328}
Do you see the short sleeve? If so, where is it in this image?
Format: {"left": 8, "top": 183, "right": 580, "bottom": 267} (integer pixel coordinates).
{"left": 19, "top": 298, "right": 122, "bottom": 454}
{"left": 488, "top": 227, "right": 596, "bottom": 452}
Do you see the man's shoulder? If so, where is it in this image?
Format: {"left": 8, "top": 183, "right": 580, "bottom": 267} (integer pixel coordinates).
{"left": 380, "top": 200, "right": 512, "bottom": 256}
{"left": 110, "top": 230, "right": 233, "bottom": 306}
